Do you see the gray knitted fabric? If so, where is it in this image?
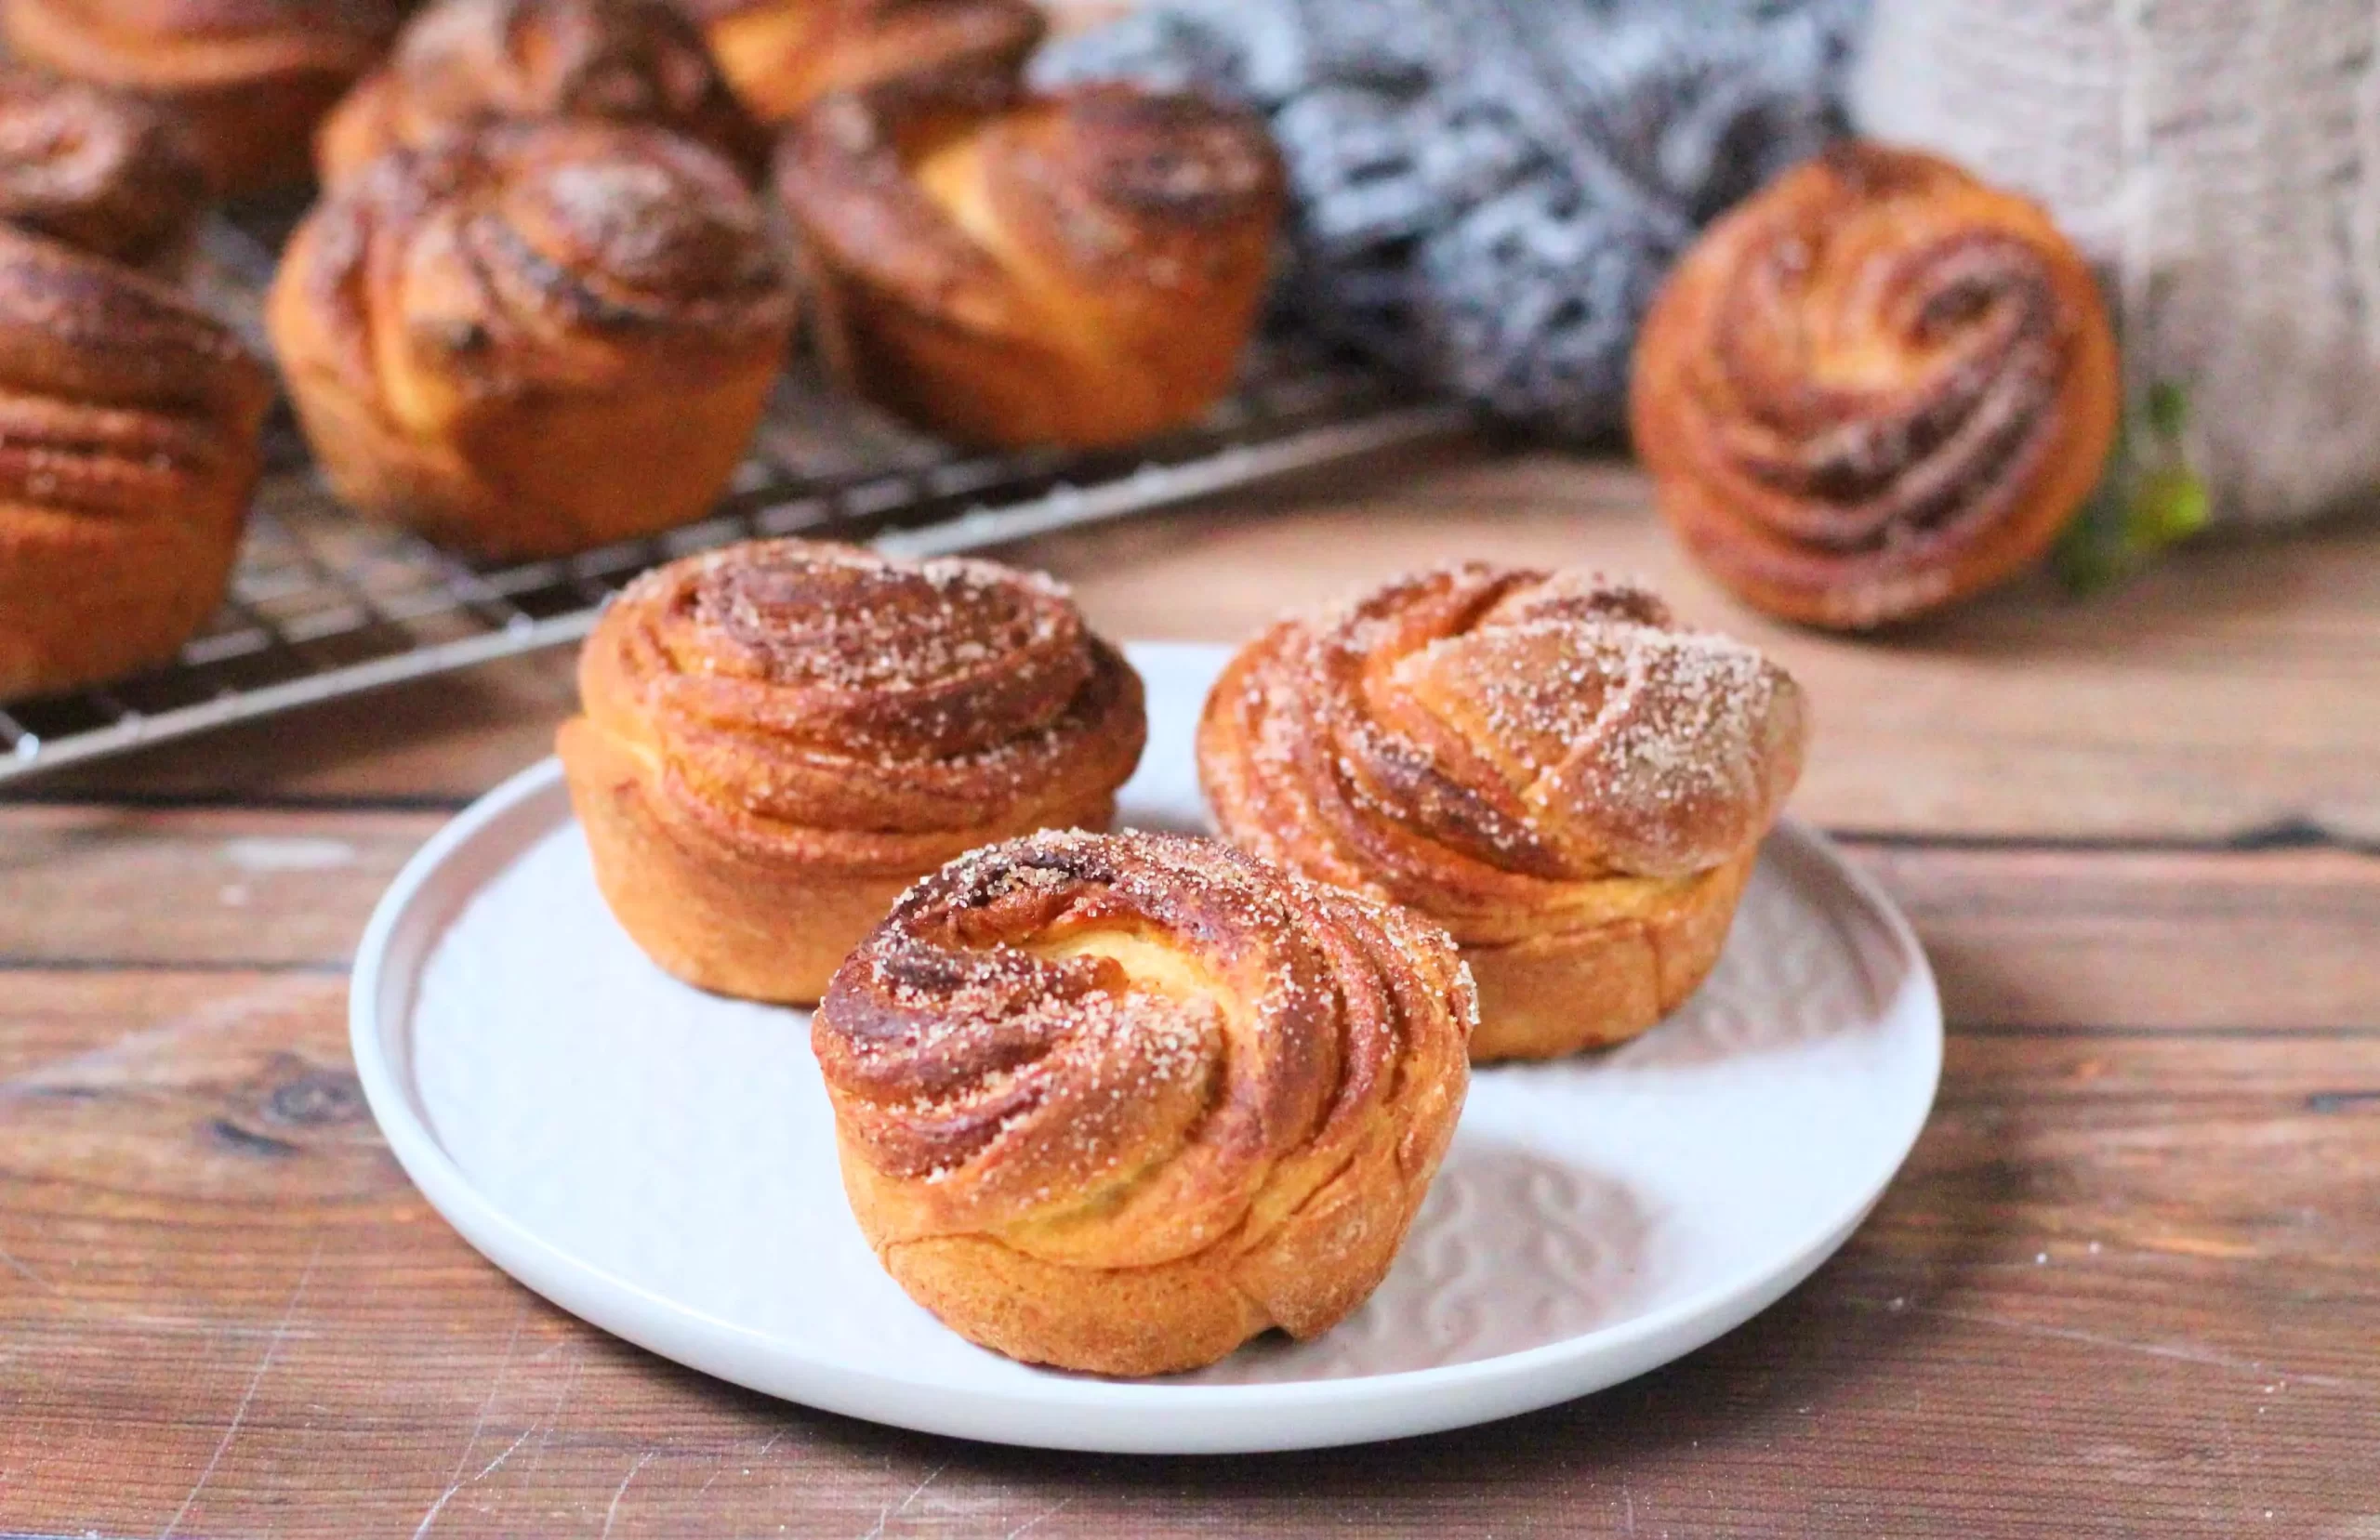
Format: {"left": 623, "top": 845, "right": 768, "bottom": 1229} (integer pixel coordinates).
{"left": 1036, "top": 0, "right": 1862, "bottom": 441}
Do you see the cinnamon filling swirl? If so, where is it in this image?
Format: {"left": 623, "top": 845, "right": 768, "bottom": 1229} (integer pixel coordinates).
{"left": 1633, "top": 142, "right": 2121, "bottom": 628}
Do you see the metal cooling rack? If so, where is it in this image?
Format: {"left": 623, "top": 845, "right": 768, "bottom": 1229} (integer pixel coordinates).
{"left": 0, "top": 208, "right": 1466, "bottom": 786}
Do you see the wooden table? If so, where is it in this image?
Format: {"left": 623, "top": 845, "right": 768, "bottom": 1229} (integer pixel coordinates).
{"left": 5, "top": 445, "right": 2376, "bottom": 1537}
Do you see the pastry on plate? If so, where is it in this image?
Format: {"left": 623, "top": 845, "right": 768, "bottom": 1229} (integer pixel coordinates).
{"left": 314, "top": 0, "right": 766, "bottom": 188}
{"left": 813, "top": 827, "right": 1473, "bottom": 1375}
{"left": 268, "top": 120, "right": 793, "bottom": 560}
{"left": 685, "top": 0, "right": 1041, "bottom": 125}
{"left": 1198, "top": 564, "right": 1806, "bottom": 1061}
{"left": 1632, "top": 140, "right": 2121, "bottom": 629}
{"left": 3, "top": 0, "right": 408, "bottom": 192}
{"left": 0, "top": 66, "right": 206, "bottom": 274}
{"left": 558, "top": 539, "right": 1147, "bottom": 1004}
{"left": 0, "top": 226, "right": 272, "bottom": 701}
{"left": 775, "top": 81, "right": 1284, "bottom": 449}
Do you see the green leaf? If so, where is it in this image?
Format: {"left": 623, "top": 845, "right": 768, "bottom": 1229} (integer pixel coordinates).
{"left": 2145, "top": 379, "right": 2190, "bottom": 441}
{"left": 2053, "top": 526, "right": 2124, "bottom": 594}
{"left": 2055, "top": 380, "right": 2210, "bottom": 596}
{"left": 2127, "top": 465, "right": 2210, "bottom": 546}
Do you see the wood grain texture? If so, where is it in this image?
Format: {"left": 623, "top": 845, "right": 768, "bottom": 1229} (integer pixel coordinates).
{"left": 25, "top": 449, "right": 2380, "bottom": 847}
{"left": 1004, "top": 454, "right": 2380, "bottom": 847}
{"left": 0, "top": 969, "right": 2373, "bottom": 1537}
{"left": 7, "top": 809, "right": 2374, "bottom": 1030}
{"left": 4, "top": 449, "right": 2378, "bottom": 1536}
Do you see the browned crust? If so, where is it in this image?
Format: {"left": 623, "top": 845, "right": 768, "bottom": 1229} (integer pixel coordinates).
{"left": 690, "top": 0, "right": 1043, "bottom": 125}
{"left": 813, "top": 827, "right": 1472, "bottom": 1375}
{"left": 314, "top": 0, "right": 767, "bottom": 189}
{"left": 774, "top": 82, "right": 1284, "bottom": 449}
{"left": 267, "top": 120, "right": 795, "bottom": 559}
{"left": 1197, "top": 564, "right": 1805, "bottom": 1060}
{"left": 558, "top": 539, "right": 1148, "bottom": 1004}
{"left": 560, "top": 716, "right": 1119, "bottom": 1004}
{"left": 0, "top": 225, "right": 271, "bottom": 700}
{"left": 1631, "top": 140, "right": 2122, "bottom": 630}
{"left": 1461, "top": 844, "right": 1754, "bottom": 1060}
{"left": 0, "top": 66, "right": 206, "bottom": 272}
{"left": 3, "top": 0, "right": 404, "bottom": 191}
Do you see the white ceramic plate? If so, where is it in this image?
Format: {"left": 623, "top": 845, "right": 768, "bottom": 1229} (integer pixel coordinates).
{"left": 350, "top": 642, "right": 1940, "bottom": 1454}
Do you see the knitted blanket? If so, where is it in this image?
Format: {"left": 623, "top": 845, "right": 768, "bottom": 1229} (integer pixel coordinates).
{"left": 1856, "top": 0, "right": 2380, "bottom": 529}
{"left": 1036, "top": 0, "right": 1863, "bottom": 442}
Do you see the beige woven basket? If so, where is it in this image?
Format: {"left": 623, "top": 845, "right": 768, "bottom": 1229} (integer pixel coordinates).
{"left": 1855, "top": 0, "right": 2380, "bottom": 529}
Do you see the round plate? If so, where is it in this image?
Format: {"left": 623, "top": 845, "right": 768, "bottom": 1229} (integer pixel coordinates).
{"left": 350, "top": 642, "right": 1940, "bottom": 1454}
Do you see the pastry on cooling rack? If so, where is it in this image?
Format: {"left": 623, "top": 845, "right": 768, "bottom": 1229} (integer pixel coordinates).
{"left": 2, "top": 0, "right": 406, "bottom": 193}
{"left": 314, "top": 0, "right": 767, "bottom": 189}
{"left": 774, "top": 82, "right": 1284, "bottom": 450}
{"left": 0, "top": 226, "right": 272, "bottom": 702}
{"left": 1197, "top": 564, "right": 1807, "bottom": 1062}
{"left": 1631, "top": 141, "right": 2121, "bottom": 630}
{"left": 557, "top": 539, "right": 1147, "bottom": 1005}
{"left": 683, "top": 0, "right": 1041, "bottom": 125}
{"left": 267, "top": 121, "right": 793, "bottom": 561}
{"left": 813, "top": 827, "right": 1472, "bottom": 1375}
{"left": 0, "top": 67, "right": 206, "bottom": 275}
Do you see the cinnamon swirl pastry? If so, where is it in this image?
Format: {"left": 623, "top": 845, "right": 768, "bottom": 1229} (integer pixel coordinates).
{"left": 314, "top": 0, "right": 766, "bottom": 189}
{"left": 1632, "top": 141, "right": 2121, "bottom": 629}
{"left": 775, "top": 83, "right": 1285, "bottom": 449}
{"left": 1198, "top": 565, "right": 1806, "bottom": 1062}
{"left": 0, "top": 226, "right": 271, "bottom": 701}
{"left": 814, "top": 827, "right": 1473, "bottom": 1375}
{"left": 0, "top": 68, "right": 205, "bottom": 274}
{"left": 267, "top": 121, "right": 794, "bottom": 560}
{"left": 3, "top": 0, "right": 407, "bottom": 192}
{"left": 558, "top": 540, "right": 1146, "bottom": 1004}
{"left": 685, "top": 0, "right": 1041, "bottom": 125}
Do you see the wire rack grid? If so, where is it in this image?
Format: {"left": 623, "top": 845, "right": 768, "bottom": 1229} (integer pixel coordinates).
{"left": 0, "top": 209, "right": 1466, "bottom": 786}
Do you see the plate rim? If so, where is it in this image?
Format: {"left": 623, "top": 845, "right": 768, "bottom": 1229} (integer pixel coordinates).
{"left": 349, "top": 641, "right": 1943, "bottom": 1453}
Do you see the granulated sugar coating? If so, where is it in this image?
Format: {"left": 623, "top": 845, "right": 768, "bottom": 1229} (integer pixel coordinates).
{"left": 578, "top": 538, "right": 1145, "bottom": 839}
{"left": 813, "top": 826, "right": 1473, "bottom": 1245}
{"left": 647, "top": 543, "right": 1078, "bottom": 695}
{"left": 1197, "top": 561, "right": 1810, "bottom": 1061}
{"left": 1204, "top": 561, "right": 1808, "bottom": 896}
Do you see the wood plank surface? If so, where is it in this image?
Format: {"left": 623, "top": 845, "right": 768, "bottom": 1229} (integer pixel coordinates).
{"left": 0, "top": 967, "right": 2373, "bottom": 1536}
{"left": 4, "top": 449, "right": 2377, "bottom": 1536}
{"left": 28, "top": 449, "right": 2380, "bottom": 848}
{"left": 7, "top": 807, "right": 2375, "bottom": 1030}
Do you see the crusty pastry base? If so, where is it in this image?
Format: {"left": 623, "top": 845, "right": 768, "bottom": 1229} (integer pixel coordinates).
{"left": 1195, "top": 588, "right": 1791, "bottom": 1064}
{"left": 0, "top": 501, "right": 244, "bottom": 702}
{"left": 842, "top": 1133, "right": 1433, "bottom": 1379}
{"left": 1461, "top": 846, "right": 1755, "bottom": 1060}
{"left": 813, "top": 827, "right": 1473, "bottom": 1375}
{"left": 558, "top": 716, "right": 1120, "bottom": 1006}
{"left": 775, "top": 86, "right": 1281, "bottom": 452}
{"left": 843, "top": 1139, "right": 1284, "bottom": 1378}
{"left": 270, "top": 268, "right": 785, "bottom": 562}
{"left": 5, "top": 0, "right": 368, "bottom": 193}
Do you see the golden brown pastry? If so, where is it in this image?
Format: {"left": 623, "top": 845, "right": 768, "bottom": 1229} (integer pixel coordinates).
{"left": 0, "top": 226, "right": 271, "bottom": 702}
{"left": 3, "top": 0, "right": 407, "bottom": 193}
{"left": 813, "top": 827, "right": 1473, "bottom": 1376}
{"left": 268, "top": 121, "right": 794, "bottom": 560}
{"left": 558, "top": 539, "right": 1147, "bottom": 1004}
{"left": 1632, "top": 141, "right": 2122, "bottom": 630}
{"left": 683, "top": 0, "right": 1041, "bottom": 125}
{"left": 775, "top": 82, "right": 1285, "bottom": 449}
{"left": 1198, "top": 564, "right": 1806, "bottom": 1062}
{"left": 314, "top": 0, "right": 766, "bottom": 189}
{"left": 0, "top": 67, "right": 206, "bottom": 274}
